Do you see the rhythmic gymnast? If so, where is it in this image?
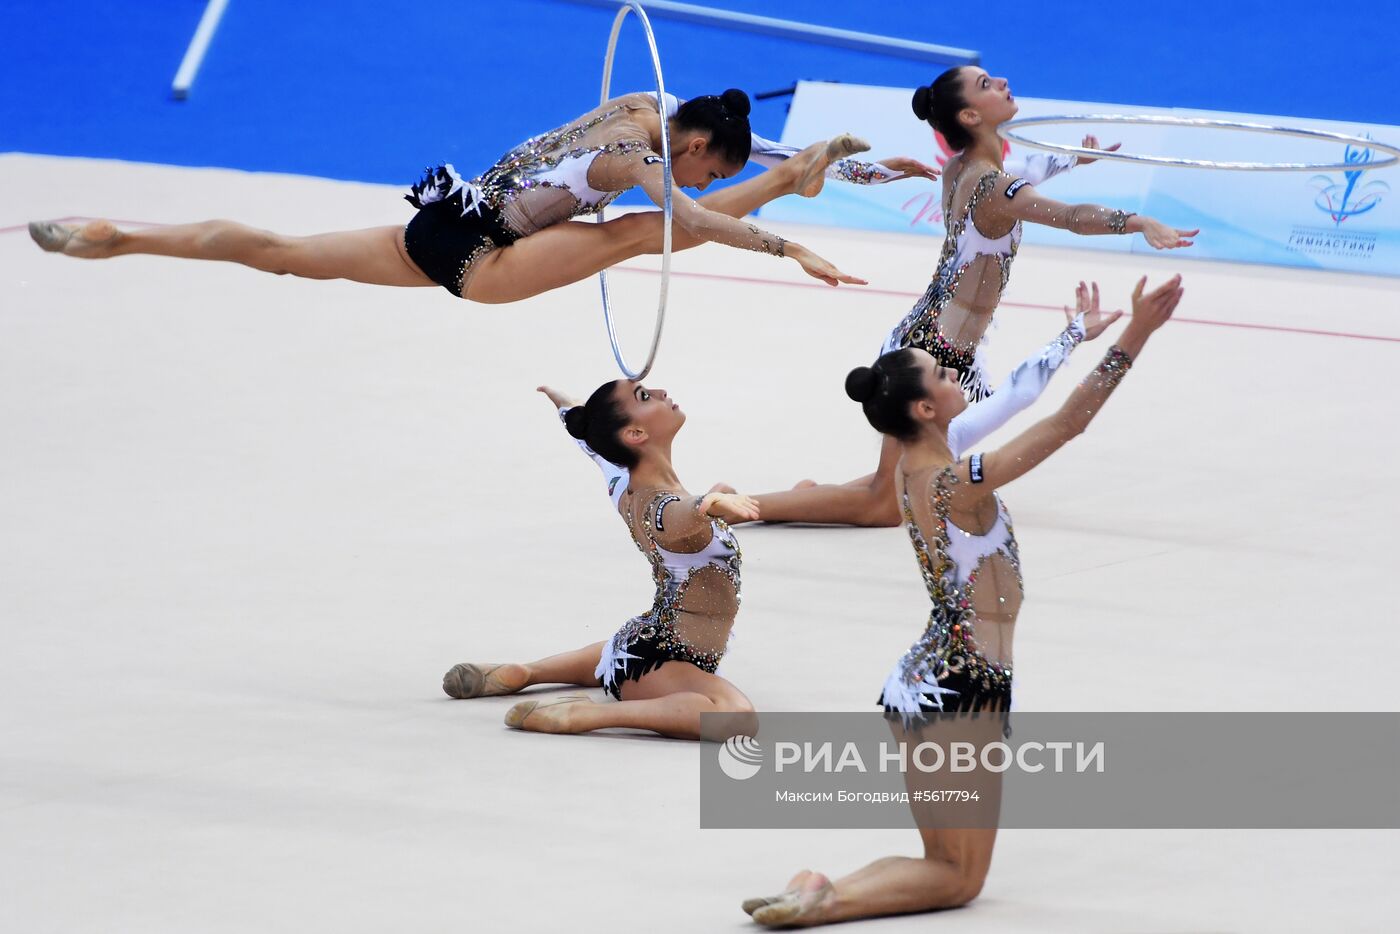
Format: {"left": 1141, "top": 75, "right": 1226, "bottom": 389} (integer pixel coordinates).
{"left": 439, "top": 381, "right": 760, "bottom": 740}
{"left": 741, "top": 274, "right": 1184, "bottom": 928}
{"left": 743, "top": 66, "right": 1196, "bottom": 527}
{"left": 28, "top": 90, "right": 935, "bottom": 302}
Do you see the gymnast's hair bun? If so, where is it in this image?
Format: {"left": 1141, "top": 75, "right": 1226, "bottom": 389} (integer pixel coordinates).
{"left": 845, "top": 366, "right": 883, "bottom": 403}
{"left": 720, "top": 88, "right": 752, "bottom": 118}
{"left": 911, "top": 85, "right": 932, "bottom": 122}
{"left": 563, "top": 405, "right": 590, "bottom": 440}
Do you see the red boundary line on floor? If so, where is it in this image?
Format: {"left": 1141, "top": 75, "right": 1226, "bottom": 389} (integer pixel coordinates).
{"left": 6, "top": 219, "right": 1396, "bottom": 345}
{"left": 612, "top": 265, "right": 1400, "bottom": 345}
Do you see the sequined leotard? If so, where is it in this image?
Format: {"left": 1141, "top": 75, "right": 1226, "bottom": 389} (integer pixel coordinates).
{"left": 881, "top": 153, "right": 1076, "bottom": 401}
{"left": 404, "top": 96, "right": 661, "bottom": 295}
{"left": 403, "top": 92, "right": 894, "bottom": 297}
{"left": 594, "top": 489, "right": 742, "bottom": 699}
{"left": 559, "top": 410, "right": 742, "bottom": 699}
{"left": 880, "top": 334, "right": 1136, "bottom": 728}
{"left": 880, "top": 464, "right": 1020, "bottom": 724}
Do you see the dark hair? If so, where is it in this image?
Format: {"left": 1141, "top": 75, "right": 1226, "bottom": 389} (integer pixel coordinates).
{"left": 564, "top": 380, "right": 639, "bottom": 468}
{"left": 673, "top": 89, "right": 753, "bottom": 164}
{"left": 912, "top": 66, "right": 972, "bottom": 152}
{"left": 845, "top": 349, "right": 928, "bottom": 440}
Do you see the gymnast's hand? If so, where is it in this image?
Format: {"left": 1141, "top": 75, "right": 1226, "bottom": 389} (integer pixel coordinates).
{"left": 700, "top": 491, "right": 760, "bottom": 523}
{"left": 537, "top": 385, "right": 579, "bottom": 409}
{"left": 788, "top": 243, "right": 867, "bottom": 287}
{"left": 1125, "top": 274, "right": 1184, "bottom": 336}
{"left": 876, "top": 156, "right": 940, "bottom": 181}
{"left": 1063, "top": 280, "right": 1123, "bottom": 341}
{"left": 1128, "top": 214, "right": 1199, "bottom": 250}
{"left": 1074, "top": 135, "right": 1121, "bottom": 166}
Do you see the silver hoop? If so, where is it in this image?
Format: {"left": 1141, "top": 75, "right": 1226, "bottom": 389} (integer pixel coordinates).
{"left": 999, "top": 114, "right": 1400, "bottom": 172}
{"left": 597, "top": 2, "right": 671, "bottom": 381}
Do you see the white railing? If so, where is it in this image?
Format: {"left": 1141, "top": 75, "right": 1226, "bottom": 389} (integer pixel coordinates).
{"left": 564, "top": 0, "right": 978, "bottom": 65}
{"left": 171, "top": 0, "right": 232, "bottom": 100}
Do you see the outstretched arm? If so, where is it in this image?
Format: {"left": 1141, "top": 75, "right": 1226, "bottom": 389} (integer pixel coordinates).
{"left": 643, "top": 490, "right": 761, "bottom": 554}
{"left": 958, "top": 275, "right": 1184, "bottom": 495}
{"left": 651, "top": 92, "right": 936, "bottom": 184}
{"left": 1005, "top": 135, "right": 1122, "bottom": 183}
{"left": 609, "top": 148, "right": 867, "bottom": 287}
{"left": 540, "top": 386, "right": 630, "bottom": 505}
{"left": 538, "top": 385, "right": 578, "bottom": 410}
{"left": 946, "top": 281, "right": 1125, "bottom": 458}
{"left": 983, "top": 174, "right": 1197, "bottom": 250}
{"left": 947, "top": 315, "right": 1084, "bottom": 460}
{"left": 1003, "top": 152, "right": 1077, "bottom": 186}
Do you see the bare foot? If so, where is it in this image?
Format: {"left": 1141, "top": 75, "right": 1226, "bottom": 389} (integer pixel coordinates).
{"left": 442, "top": 662, "right": 530, "bottom": 699}
{"left": 791, "top": 479, "right": 817, "bottom": 491}
{"left": 792, "top": 134, "right": 872, "bottom": 198}
{"left": 751, "top": 871, "right": 834, "bottom": 928}
{"left": 707, "top": 482, "right": 737, "bottom": 495}
{"left": 28, "top": 219, "right": 121, "bottom": 258}
{"left": 742, "top": 869, "right": 814, "bottom": 916}
{"left": 504, "top": 694, "right": 594, "bottom": 732}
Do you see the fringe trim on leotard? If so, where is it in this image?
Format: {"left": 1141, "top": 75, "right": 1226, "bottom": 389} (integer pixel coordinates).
{"left": 405, "top": 163, "right": 488, "bottom": 216}
{"left": 594, "top": 635, "right": 644, "bottom": 694}
{"left": 879, "top": 664, "right": 961, "bottom": 728}
{"left": 594, "top": 628, "right": 735, "bottom": 698}
{"left": 962, "top": 344, "right": 994, "bottom": 403}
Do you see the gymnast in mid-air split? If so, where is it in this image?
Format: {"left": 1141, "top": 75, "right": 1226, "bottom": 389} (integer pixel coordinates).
{"left": 737, "top": 65, "right": 1199, "bottom": 528}
{"left": 741, "top": 274, "right": 1185, "bottom": 928}
{"left": 438, "top": 381, "right": 760, "bottom": 741}
{"left": 28, "top": 89, "right": 938, "bottom": 302}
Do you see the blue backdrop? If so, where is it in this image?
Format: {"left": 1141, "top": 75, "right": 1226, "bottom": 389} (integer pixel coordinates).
{"left": 4, "top": 0, "right": 1397, "bottom": 198}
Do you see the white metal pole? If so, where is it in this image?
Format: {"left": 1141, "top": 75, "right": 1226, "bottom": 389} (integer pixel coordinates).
{"left": 564, "top": 0, "right": 978, "bottom": 65}
{"left": 172, "top": 0, "right": 232, "bottom": 100}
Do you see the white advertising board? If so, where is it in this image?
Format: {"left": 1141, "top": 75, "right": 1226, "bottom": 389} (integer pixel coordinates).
{"left": 762, "top": 81, "right": 1398, "bottom": 275}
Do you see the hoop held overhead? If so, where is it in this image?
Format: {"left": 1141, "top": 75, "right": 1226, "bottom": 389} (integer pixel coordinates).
{"left": 999, "top": 114, "right": 1400, "bottom": 172}
{"left": 597, "top": 2, "right": 672, "bottom": 381}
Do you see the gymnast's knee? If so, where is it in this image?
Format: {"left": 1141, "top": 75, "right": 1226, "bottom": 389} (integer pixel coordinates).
{"left": 701, "top": 693, "right": 758, "bottom": 741}
{"left": 869, "top": 506, "right": 902, "bottom": 528}
{"left": 864, "top": 490, "right": 903, "bottom": 528}
{"left": 715, "top": 690, "right": 755, "bottom": 717}
{"left": 196, "top": 220, "right": 292, "bottom": 270}
{"left": 609, "top": 211, "right": 663, "bottom": 254}
{"left": 856, "top": 469, "right": 901, "bottom": 527}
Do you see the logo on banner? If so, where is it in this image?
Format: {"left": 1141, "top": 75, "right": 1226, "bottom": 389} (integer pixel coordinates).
{"left": 1309, "top": 139, "right": 1390, "bottom": 226}
{"left": 1288, "top": 137, "right": 1390, "bottom": 260}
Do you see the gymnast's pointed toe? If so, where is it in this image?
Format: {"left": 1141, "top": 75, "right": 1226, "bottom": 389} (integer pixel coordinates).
{"left": 443, "top": 662, "right": 529, "bottom": 698}
{"left": 28, "top": 221, "right": 74, "bottom": 253}
{"left": 741, "top": 894, "right": 783, "bottom": 916}
{"left": 828, "top": 133, "right": 871, "bottom": 158}
{"left": 28, "top": 219, "right": 119, "bottom": 258}
{"left": 794, "top": 134, "right": 875, "bottom": 197}
{"left": 504, "top": 694, "right": 592, "bottom": 732}
{"left": 750, "top": 873, "right": 834, "bottom": 928}
{"left": 743, "top": 870, "right": 816, "bottom": 917}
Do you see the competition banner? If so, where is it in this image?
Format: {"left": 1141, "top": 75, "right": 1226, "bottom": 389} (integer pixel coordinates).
{"left": 762, "top": 81, "right": 1399, "bottom": 276}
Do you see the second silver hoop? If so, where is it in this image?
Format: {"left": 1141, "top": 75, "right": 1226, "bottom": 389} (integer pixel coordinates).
{"left": 597, "top": 1, "right": 672, "bottom": 381}
{"left": 999, "top": 113, "right": 1400, "bottom": 172}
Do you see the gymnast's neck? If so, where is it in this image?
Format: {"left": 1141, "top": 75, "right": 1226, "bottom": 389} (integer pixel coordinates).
{"left": 630, "top": 446, "right": 683, "bottom": 492}
{"left": 898, "top": 425, "right": 956, "bottom": 474}
{"left": 964, "top": 126, "right": 1007, "bottom": 170}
